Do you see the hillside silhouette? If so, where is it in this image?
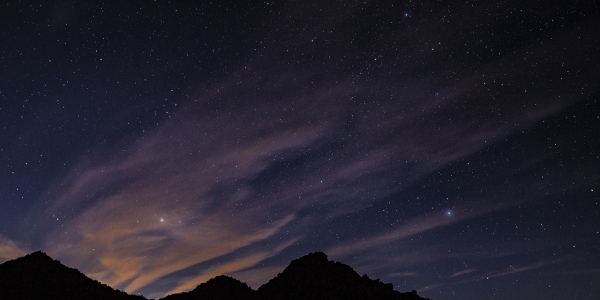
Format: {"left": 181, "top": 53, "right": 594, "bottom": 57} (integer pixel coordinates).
{"left": 253, "top": 252, "right": 428, "bottom": 300}
{"left": 161, "top": 275, "right": 255, "bottom": 300}
{"left": 162, "top": 252, "right": 429, "bottom": 300}
{"left": 0, "top": 251, "right": 145, "bottom": 300}
{"left": 1, "top": 251, "right": 430, "bottom": 300}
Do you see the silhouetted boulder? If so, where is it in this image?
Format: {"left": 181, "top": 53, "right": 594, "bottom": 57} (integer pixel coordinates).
{"left": 0, "top": 251, "right": 146, "bottom": 300}
{"left": 254, "top": 252, "right": 429, "bottom": 300}
{"left": 161, "top": 275, "right": 255, "bottom": 300}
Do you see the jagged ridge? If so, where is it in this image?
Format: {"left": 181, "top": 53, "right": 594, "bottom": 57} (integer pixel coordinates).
{"left": 161, "top": 275, "right": 255, "bottom": 300}
{"left": 0, "top": 251, "right": 145, "bottom": 300}
{"left": 254, "top": 252, "right": 428, "bottom": 300}
{"left": 1, "top": 251, "right": 430, "bottom": 300}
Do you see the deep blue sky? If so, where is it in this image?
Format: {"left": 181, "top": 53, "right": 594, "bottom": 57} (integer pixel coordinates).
{"left": 1, "top": 1, "right": 599, "bottom": 299}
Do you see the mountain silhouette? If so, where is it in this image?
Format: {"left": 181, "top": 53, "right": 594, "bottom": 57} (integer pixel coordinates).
{"left": 254, "top": 252, "right": 429, "bottom": 300}
{"left": 0, "top": 251, "right": 145, "bottom": 300}
{"left": 161, "top": 275, "right": 255, "bottom": 300}
{"left": 162, "top": 252, "right": 429, "bottom": 300}
{"left": 1, "top": 251, "right": 430, "bottom": 300}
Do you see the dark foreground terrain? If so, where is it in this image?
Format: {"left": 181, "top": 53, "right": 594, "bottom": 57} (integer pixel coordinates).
{"left": 0, "top": 251, "right": 429, "bottom": 300}
{"left": 0, "top": 251, "right": 145, "bottom": 300}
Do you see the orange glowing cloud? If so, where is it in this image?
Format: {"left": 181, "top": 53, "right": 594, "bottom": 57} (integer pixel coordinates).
{"left": 0, "top": 235, "right": 28, "bottom": 263}
{"left": 37, "top": 107, "right": 319, "bottom": 295}
{"left": 168, "top": 252, "right": 269, "bottom": 295}
{"left": 168, "top": 236, "right": 300, "bottom": 295}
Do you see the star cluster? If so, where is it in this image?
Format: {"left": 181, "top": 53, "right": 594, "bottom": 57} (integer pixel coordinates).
{"left": 0, "top": 1, "right": 599, "bottom": 299}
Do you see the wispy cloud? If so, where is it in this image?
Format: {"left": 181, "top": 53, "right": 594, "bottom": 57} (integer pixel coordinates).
{"left": 168, "top": 253, "right": 269, "bottom": 294}
{"left": 45, "top": 192, "right": 296, "bottom": 293}
{"left": 167, "top": 237, "right": 299, "bottom": 295}
{"left": 34, "top": 103, "right": 320, "bottom": 293}
{"left": 0, "top": 235, "right": 28, "bottom": 263}
{"left": 484, "top": 261, "right": 549, "bottom": 279}
{"left": 23, "top": 20, "right": 594, "bottom": 297}
{"left": 455, "top": 261, "right": 550, "bottom": 284}
{"left": 449, "top": 269, "right": 476, "bottom": 278}
{"left": 416, "top": 261, "right": 550, "bottom": 293}
{"left": 327, "top": 200, "right": 513, "bottom": 259}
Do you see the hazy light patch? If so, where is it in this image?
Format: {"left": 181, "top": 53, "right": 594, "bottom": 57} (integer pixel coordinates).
{"left": 0, "top": 235, "right": 28, "bottom": 263}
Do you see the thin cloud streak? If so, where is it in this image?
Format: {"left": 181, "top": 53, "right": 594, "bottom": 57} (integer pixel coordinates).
{"left": 327, "top": 156, "right": 595, "bottom": 263}
{"left": 416, "top": 261, "right": 550, "bottom": 292}
{"left": 484, "top": 261, "right": 549, "bottom": 279}
{"left": 453, "top": 261, "right": 550, "bottom": 286}
{"left": 449, "top": 269, "right": 477, "bottom": 278}
{"left": 327, "top": 201, "right": 508, "bottom": 259}
{"left": 169, "top": 237, "right": 300, "bottom": 295}
{"left": 168, "top": 253, "right": 269, "bottom": 295}
{"left": 169, "top": 251, "right": 271, "bottom": 295}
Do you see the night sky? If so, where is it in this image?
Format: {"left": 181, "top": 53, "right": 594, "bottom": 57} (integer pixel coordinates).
{"left": 1, "top": 1, "right": 599, "bottom": 299}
